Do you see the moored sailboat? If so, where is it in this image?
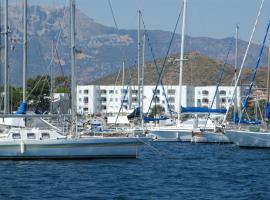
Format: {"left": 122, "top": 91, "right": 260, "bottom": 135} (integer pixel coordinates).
{"left": 0, "top": 0, "right": 147, "bottom": 159}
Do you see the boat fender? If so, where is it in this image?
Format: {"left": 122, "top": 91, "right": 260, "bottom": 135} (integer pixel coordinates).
{"left": 20, "top": 141, "right": 25, "bottom": 154}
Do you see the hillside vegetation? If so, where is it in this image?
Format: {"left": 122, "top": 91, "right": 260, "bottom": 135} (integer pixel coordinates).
{"left": 92, "top": 52, "right": 268, "bottom": 87}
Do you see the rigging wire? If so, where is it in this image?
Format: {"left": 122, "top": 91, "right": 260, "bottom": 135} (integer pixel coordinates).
{"left": 143, "top": 5, "right": 183, "bottom": 116}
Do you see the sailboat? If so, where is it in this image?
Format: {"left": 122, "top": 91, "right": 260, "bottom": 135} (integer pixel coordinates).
{"left": 224, "top": 1, "right": 270, "bottom": 148}
{"left": 0, "top": 0, "right": 147, "bottom": 159}
{"left": 147, "top": 0, "right": 215, "bottom": 141}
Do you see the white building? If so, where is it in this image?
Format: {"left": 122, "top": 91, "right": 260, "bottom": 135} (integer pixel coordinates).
{"left": 195, "top": 86, "right": 241, "bottom": 109}
{"left": 77, "top": 85, "right": 241, "bottom": 115}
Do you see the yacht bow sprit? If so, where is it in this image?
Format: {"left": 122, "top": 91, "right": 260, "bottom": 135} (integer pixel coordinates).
{"left": 0, "top": 0, "right": 149, "bottom": 159}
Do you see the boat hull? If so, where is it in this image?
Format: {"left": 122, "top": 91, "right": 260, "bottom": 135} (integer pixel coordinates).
{"left": 148, "top": 129, "right": 192, "bottom": 142}
{"left": 0, "top": 137, "right": 145, "bottom": 159}
{"left": 225, "top": 130, "right": 270, "bottom": 148}
{"left": 191, "top": 131, "right": 231, "bottom": 143}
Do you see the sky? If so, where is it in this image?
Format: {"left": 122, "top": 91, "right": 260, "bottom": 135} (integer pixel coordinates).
{"left": 22, "top": 0, "right": 270, "bottom": 44}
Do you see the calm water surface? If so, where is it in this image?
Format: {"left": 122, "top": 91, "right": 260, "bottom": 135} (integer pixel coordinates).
{"left": 0, "top": 143, "right": 270, "bottom": 200}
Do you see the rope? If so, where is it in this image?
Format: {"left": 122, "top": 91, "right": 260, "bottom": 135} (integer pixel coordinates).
{"left": 143, "top": 6, "right": 183, "bottom": 116}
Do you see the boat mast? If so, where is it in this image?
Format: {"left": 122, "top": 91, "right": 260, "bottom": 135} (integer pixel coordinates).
{"left": 122, "top": 61, "right": 125, "bottom": 90}
{"left": 137, "top": 10, "right": 141, "bottom": 110}
{"left": 141, "top": 34, "right": 145, "bottom": 130}
{"left": 177, "top": 0, "right": 187, "bottom": 125}
{"left": 70, "top": 0, "right": 77, "bottom": 133}
{"left": 4, "top": 0, "right": 9, "bottom": 113}
{"left": 50, "top": 40, "right": 54, "bottom": 114}
{"left": 234, "top": 24, "right": 239, "bottom": 122}
{"left": 22, "top": 0, "right": 27, "bottom": 102}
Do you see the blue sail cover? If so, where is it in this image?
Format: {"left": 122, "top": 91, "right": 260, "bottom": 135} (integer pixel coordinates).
{"left": 16, "top": 102, "right": 27, "bottom": 114}
{"left": 265, "top": 102, "right": 270, "bottom": 119}
{"left": 181, "top": 107, "right": 227, "bottom": 114}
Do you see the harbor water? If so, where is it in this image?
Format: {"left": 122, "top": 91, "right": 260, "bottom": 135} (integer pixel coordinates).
{"left": 0, "top": 142, "right": 270, "bottom": 199}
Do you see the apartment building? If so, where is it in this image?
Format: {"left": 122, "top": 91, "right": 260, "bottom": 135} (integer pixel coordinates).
{"left": 77, "top": 85, "right": 241, "bottom": 115}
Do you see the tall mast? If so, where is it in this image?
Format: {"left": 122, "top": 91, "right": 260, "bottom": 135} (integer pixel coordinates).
{"left": 177, "top": 0, "right": 187, "bottom": 125}
{"left": 141, "top": 34, "right": 145, "bottom": 129}
{"left": 122, "top": 61, "right": 125, "bottom": 89}
{"left": 234, "top": 24, "right": 239, "bottom": 122}
{"left": 50, "top": 40, "right": 54, "bottom": 114}
{"left": 137, "top": 10, "right": 141, "bottom": 109}
{"left": 70, "top": 0, "right": 76, "bottom": 123}
{"left": 22, "top": 0, "right": 27, "bottom": 102}
{"left": 4, "top": 0, "right": 9, "bottom": 113}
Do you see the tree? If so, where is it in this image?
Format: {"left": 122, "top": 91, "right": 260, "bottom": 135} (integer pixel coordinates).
{"left": 149, "top": 105, "right": 165, "bottom": 117}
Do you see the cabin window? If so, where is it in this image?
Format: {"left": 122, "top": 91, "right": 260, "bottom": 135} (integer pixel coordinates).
{"left": 41, "top": 133, "right": 50, "bottom": 139}
{"left": 12, "top": 133, "right": 21, "bottom": 139}
{"left": 27, "top": 133, "right": 36, "bottom": 139}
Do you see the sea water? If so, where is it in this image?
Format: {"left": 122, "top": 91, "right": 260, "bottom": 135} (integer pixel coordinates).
{"left": 0, "top": 143, "right": 270, "bottom": 199}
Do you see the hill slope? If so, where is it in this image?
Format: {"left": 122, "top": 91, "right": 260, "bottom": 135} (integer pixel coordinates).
{"left": 1, "top": 5, "right": 268, "bottom": 86}
{"left": 93, "top": 52, "right": 267, "bottom": 87}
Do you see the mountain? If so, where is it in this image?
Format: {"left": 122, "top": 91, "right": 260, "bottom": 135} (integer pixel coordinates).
{"left": 1, "top": 5, "right": 268, "bottom": 86}
{"left": 93, "top": 52, "right": 267, "bottom": 88}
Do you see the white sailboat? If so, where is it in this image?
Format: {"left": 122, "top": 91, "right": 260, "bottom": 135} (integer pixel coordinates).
{"left": 224, "top": 0, "right": 270, "bottom": 148}
{"left": 0, "top": 0, "right": 147, "bottom": 159}
{"left": 148, "top": 0, "right": 208, "bottom": 141}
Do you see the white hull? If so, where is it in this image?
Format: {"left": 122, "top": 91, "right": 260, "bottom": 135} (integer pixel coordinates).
{"left": 0, "top": 137, "right": 145, "bottom": 159}
{"left": 225, "top": 129, "right": 270, "bottom": 148}
{"left": 191, "top": 131, "right": 231, "bottom": 143}
{"left": 148, "top": 128, "right": 192, "bottom": 142}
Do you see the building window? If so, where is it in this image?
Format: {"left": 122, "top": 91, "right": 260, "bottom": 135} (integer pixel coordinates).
{"left": 132, "top": 97, "right": 138, "bottom": 102}
{"left": 115, "top": 98, "right": 118, "bottom": 102}
{"left": 197, "top": 99, "right": 201, "bottom": 103}
{"left": 121, "top": 89, "right": 127, "bottom": 94}
{"left": 101, "top": 97, "right": 107, "bottom": 102}
{"left": 84, "top": 89, "right": 89, "bottom": 94}
{"left": 101, "top": 105, "right": 107, "bottom": 110}
{"left": 83, "top": 107, "right": 88, "bottom": 111}
{"left": 168, "top": 89, "right": 175, "bottom": 95}
{"left": 153, "top": 89, "right": 160, "bottom": 95}
{"left": 202, "top": 90, "right": 209, "bottom": 95}
{"left": 109, "top": 90, "right": 114, "bottom": 94}
{"left": 110, "top": 98, "right": 113, "bottom": 102}
{"left": 221, "top": 98, "right": 226, "bottom": 103}
{"left": 132, "top": 90, "right": 138, "bottom": 94}
{"left": 79, "top": 98, "right": 82, "bottom": 102}
{"left": 220, "top": 90, "right": 226, "bottom": 95}
{"left": 198, "top": 91, "right": 201, "bottom": 95}
{"left": 79, "top": 90, "right": 82, "bottom": 94}
{"left": 202, "top": 98, "right": 209, "bottom": 103}
{"left": 100, "top": 90, "right": 107, "bottom": 95}
{"left": 83, "top": 97, "right": 89, "bottom": 104}
{"left": 115, "top": 90, "right": 118, "bottom": 94}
